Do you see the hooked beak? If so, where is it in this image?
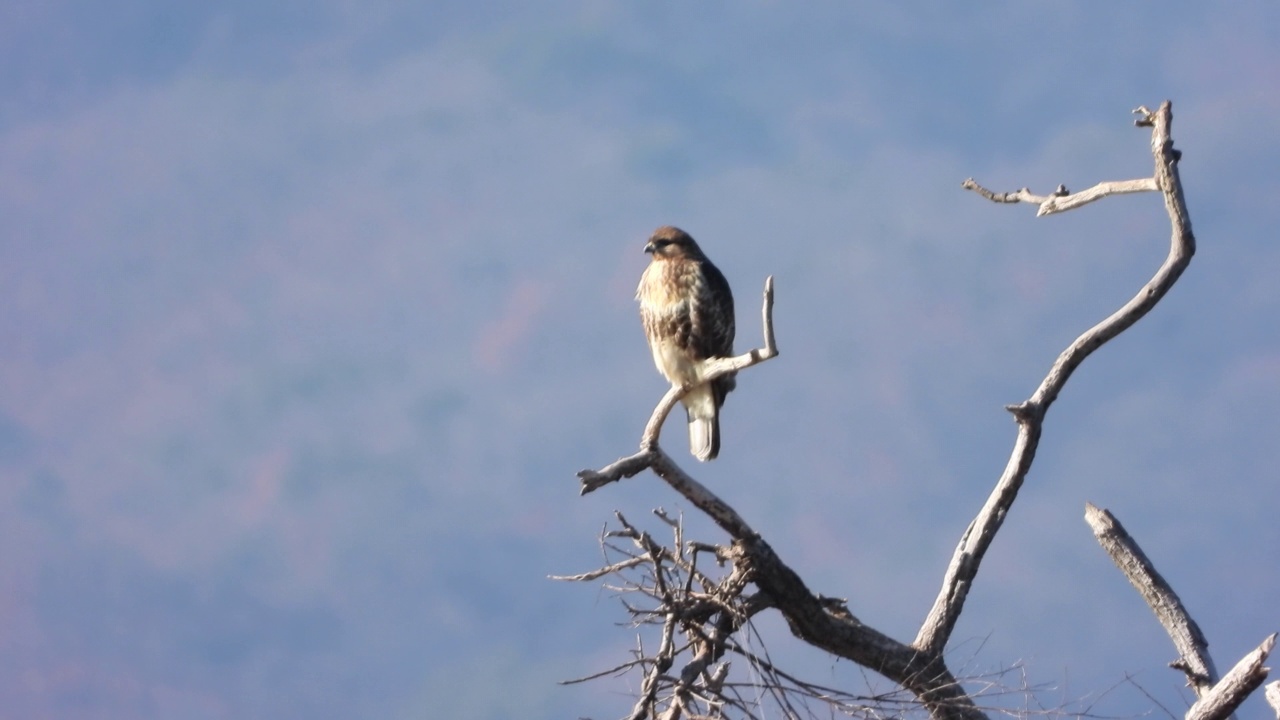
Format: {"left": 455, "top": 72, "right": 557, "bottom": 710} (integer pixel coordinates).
{"left": 643, "top": 241, "right": 656, "bottom": 254}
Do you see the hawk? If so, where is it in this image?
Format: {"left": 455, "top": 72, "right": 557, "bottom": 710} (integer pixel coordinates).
{"left": 636, "top": 226, "right": 736, "bottom": 461}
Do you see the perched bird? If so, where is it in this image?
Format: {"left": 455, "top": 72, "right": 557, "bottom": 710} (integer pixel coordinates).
{"left": 636, "top": 226, "right": 736, "bottom": 461}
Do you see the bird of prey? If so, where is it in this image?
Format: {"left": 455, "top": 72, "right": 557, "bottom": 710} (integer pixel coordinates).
{"left": 636, "top": 226, "right": 736, "bottom": 461}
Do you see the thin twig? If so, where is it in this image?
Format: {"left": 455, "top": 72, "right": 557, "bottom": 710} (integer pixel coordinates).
{"left": 962, "top": 177, "right": 1157, "bottom": 217}
{"left": 559, "top": 655, "right": 653, "bottom": 685}
{"left": 549, "top": 556, "right": 649, "bottom": 582}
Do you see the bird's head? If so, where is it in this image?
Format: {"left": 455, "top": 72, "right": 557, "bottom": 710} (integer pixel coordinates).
{"left": 644, "top": 226, "right": 702, "bottom": 260}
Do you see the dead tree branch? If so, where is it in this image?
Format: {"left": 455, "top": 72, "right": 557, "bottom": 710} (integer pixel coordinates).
{"left": 1085, "top": 503, "right": 1221, "bottom": 696}
{"left": 1265, "top": 680, "right": 1280, "bottom": 719}
{"left": 961, "top": 177, "right": 1158, "bottom": 217}
{"left": 1086, "top": 502, "right": 1275, "bottom": 720}
{"left": 1185, "top": 634, "right": 1275, "bottom": 720}
{"left": 916, "top": 101, "right": 1195, "bottom": 657}
{"left": 555, "top": 511, "right": 766, "bottom": 720}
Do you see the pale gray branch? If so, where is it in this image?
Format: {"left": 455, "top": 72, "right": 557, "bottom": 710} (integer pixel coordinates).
{"left": 577, "top": 449, "right": 658, "bottom": 494}
{"left": 648, "top": 449, "right": 756, "bottom": 540}
{"left": 917, "top": 101, "right": 1196, "bottom": 657}
{"left": 1084, "top": 502, "right": 1221, "bottom": 697}
{"left": 962, "top": 177, "right": 1157, "bottom": 216}
{"left": 1185, "top": 634, "right": 1275, "bottom": 720}
{"left": 1265, "top": 680, "right": 1280, "bottom": 719}
{"left": 549, "top": 555, "right": 648, "bottom": 582}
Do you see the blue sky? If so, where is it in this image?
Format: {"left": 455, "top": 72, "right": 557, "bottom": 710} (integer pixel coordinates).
{"left": 2, "top": 2, "right": 1278, "bottom": 718}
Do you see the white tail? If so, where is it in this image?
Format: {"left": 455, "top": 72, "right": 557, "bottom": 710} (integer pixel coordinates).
{"left": 683, "top": 384, "right": 721, "bottom": 461}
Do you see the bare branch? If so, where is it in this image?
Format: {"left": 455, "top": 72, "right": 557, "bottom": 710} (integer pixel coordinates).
{"left": 627, "top": 612, "right": 679, "bottom": 720}
{"left": 648, "top": 449, "right": 757, "bottom": 540}
{"left": 548, "top": 555, "right": 649, "bottom": 582}
{"left": 558, "top": 655, "right": 651, "bottom": 685}
{"left": 962, "top": 177, "right": 1158, "bottom": 216}
{"left": 577, "top": 449, "right": 659, "bottom": 494}
{"left": 632, "top": 454, "right": 986, "bottom": 716}
{"left": 1185, "top": 634, "right": 1275, "bottom": 720}
{"left": 557, "top": 513, "right": 770, "bottom": 719}
{"left": 917, "top": 101, "right": 1195, "bottom": 656}
{"left": 1084, "top": 502, "right": 1221, "bottom": 696}
{"left": 727, "top": 534, "right": 986, "bottom": 720}
{"left": 1265, "top": 680, "right": 1280, "bottom": 719}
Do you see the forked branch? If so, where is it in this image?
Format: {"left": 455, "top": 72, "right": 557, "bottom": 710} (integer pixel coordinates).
{"left": 1185, "top": 634, "right": 1276, "bottom": 720}
{"left": 1087, "top": 502, "right": 1275, "bottom": 720}
{"left": 916, "top": 101, "right": 1195, "bottom": 656}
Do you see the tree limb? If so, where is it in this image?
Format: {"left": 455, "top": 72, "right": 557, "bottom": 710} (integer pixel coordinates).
{"left": 1084, "top": 502, "right": 1221, "bottom": 697}
{"left": 1265, "top": 680, "right": 1280, "bottom": 719}
{"left": 1185, "top": 634, "right": 1275, "bottom": 720}
{"left": 961, "top": 177, "right": 1158, "bottom": 217}
{"left": 916, "top": 101, "right": 1195, "bottom": 656}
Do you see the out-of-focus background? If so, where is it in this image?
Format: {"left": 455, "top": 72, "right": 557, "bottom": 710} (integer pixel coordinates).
{"left": 2, "top": 3, "right": 1277, "bottom": 718}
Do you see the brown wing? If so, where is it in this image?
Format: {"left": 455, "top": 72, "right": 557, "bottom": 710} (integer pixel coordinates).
{"left": 688, "top": 257, "right": 735, "bottom": 362}
{"left": 689, "top": 257, "right": 736, "bottom": 403}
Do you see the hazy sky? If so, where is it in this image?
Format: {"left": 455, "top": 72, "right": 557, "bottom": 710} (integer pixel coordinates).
{"left": 2, "top": 3, "right": 1278, "bottom": 719}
